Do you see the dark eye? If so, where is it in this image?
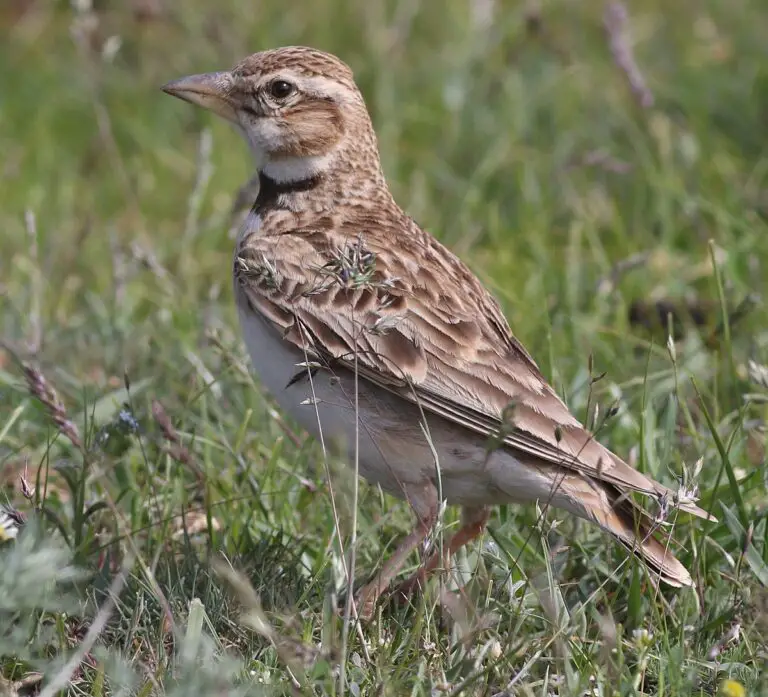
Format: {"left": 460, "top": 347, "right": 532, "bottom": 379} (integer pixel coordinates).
{"left": 269, "top": 80, "right": 295, "bottom": 99}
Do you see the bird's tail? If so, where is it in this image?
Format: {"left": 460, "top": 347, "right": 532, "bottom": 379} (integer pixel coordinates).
{"left": 589, "top": 488, "right": 693, "bottom": 587}
{"left": 552, "top": 473, "right": 694, "bottom": 587}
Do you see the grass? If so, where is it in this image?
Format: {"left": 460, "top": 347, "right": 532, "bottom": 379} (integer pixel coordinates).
{"left": 1, "top": 0, "right": 767, "bottom": 694}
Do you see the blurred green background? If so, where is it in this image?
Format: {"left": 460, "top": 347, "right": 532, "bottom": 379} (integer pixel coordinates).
{"left": 1, "top": 0, "right": 767, "bottom": 694}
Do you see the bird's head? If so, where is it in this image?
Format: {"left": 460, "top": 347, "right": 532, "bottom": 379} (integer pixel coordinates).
{"left": 163, "top": 46, "right": 380, "bottom": 185}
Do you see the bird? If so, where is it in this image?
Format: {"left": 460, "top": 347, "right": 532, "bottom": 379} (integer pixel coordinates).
{"left": 162, "top": 46, "right": 711, "bottom": 619}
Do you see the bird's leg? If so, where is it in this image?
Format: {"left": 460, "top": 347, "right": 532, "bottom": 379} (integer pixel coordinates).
{"left": 397, "top": 505, "right": 490, "bottom": 598}
{"left": 355, "top": 484, "right": 438, "bottom": 621}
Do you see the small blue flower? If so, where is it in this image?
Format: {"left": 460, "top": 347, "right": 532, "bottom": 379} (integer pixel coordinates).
{"left": 117, "top": 409, "right": 140, "bottom": 433}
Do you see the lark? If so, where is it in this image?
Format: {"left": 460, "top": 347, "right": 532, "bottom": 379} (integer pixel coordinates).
{"left": 163, "top": 47, "right": 711, "bottom": 618}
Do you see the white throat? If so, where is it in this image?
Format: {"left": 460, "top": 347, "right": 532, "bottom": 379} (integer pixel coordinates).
{"left": 261, "top": 153, "right": 334, "bottom": 184}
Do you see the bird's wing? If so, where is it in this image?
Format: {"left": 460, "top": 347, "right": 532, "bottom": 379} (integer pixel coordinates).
{"left": 235, "top": 216, "right": 710, "bottom": 519}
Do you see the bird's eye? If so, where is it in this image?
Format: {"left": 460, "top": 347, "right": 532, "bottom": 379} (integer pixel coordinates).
{"left": 268, "top": 80, "right": 295, "bottom": 100}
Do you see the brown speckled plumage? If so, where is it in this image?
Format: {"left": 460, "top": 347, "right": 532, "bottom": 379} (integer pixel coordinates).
{"left": 164, "top": 46, "right": 712, "bottom": 618}
{"left": 233, "top": 47, "right": 356, "bottom": 88}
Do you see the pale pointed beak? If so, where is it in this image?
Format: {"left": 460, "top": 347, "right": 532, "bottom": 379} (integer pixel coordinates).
{"left": 162, "top": 71, "right": 238, "bottom": 123}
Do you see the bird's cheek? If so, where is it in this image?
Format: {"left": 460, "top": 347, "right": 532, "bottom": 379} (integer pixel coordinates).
{"left": 283, "top": 116, "right": 344, "bottom": 158}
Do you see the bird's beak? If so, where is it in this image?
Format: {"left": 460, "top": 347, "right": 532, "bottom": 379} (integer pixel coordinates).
{"left": 161, "top": 71, "right": 238, "bottom": 123}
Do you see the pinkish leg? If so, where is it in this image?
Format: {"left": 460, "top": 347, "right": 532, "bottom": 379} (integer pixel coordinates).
{"left": 355, "top": 483, "right": 438, "bottom": 621}
{"left": 397, "top": 506, "right": 490, "bottom": 598}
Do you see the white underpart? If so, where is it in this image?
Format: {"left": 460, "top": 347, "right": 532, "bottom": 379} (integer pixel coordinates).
{"left": 262, "top": 152, "right": 336, "bottom": 183}
{"left": 236, "top": 210, "right": 261, "bottom": 247}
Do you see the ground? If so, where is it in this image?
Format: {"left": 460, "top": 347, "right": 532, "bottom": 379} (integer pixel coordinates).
{"left": 1, "top": 0, "right": 767, "bottom": 695}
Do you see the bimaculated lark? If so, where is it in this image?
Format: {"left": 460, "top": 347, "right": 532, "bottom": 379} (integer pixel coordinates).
{"left": 163, "top": 46, "right": 712, "bottom": 618}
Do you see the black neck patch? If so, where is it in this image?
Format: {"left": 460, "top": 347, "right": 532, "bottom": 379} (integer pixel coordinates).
{"left": 254, "top": 171, "right": 323, "bottom": 210}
